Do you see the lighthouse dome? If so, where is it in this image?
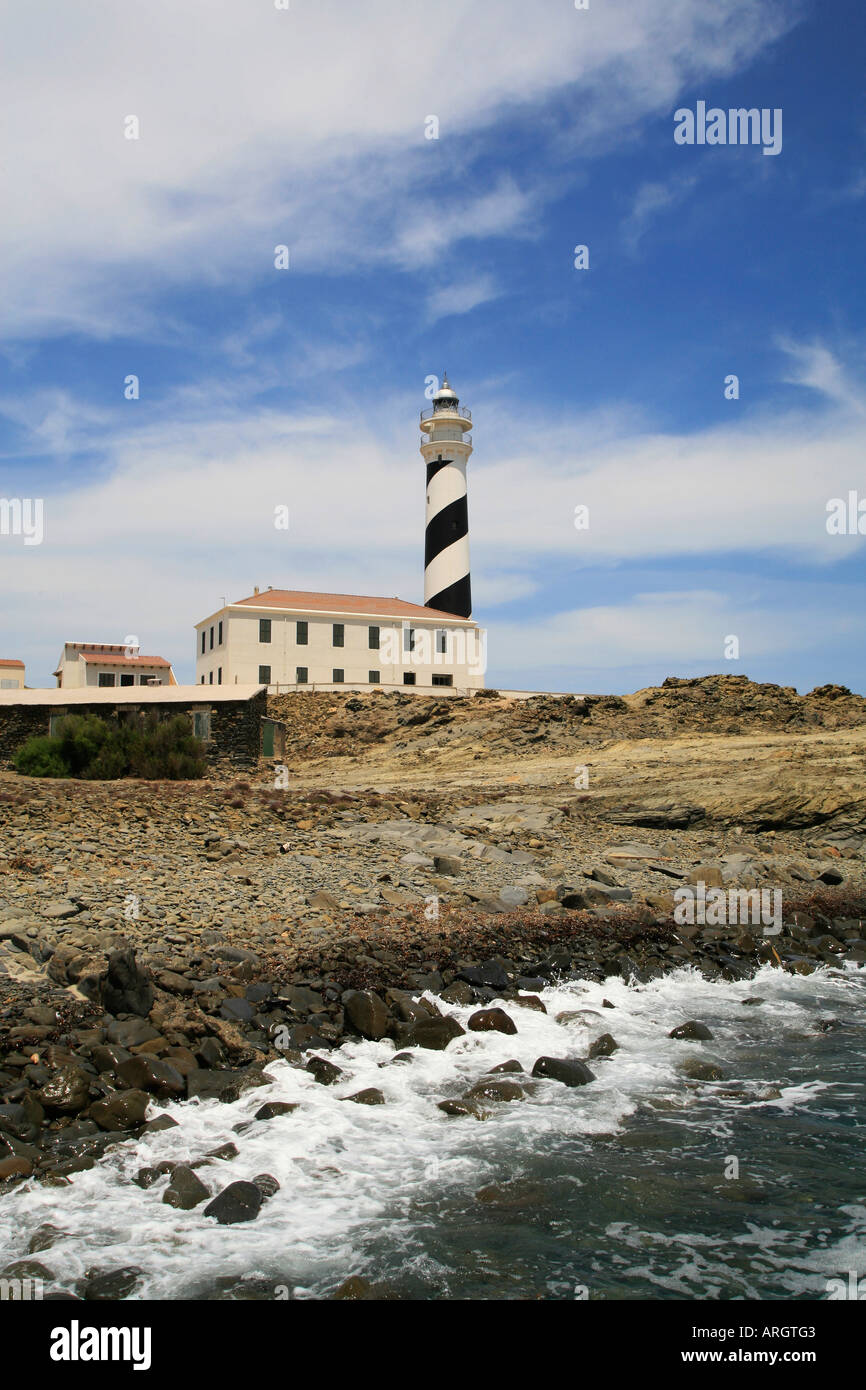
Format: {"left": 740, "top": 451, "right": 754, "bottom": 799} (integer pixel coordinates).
{"left": 432, "top": 372, "right": 459, "bottom": 407}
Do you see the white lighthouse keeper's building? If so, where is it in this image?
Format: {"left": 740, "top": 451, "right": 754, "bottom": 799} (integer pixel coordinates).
{"left": 194, "top": 589, "right": 485, "bottom": 694}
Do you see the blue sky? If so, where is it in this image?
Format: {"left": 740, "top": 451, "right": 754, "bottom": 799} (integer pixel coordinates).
{"left": 1, "top": 0, "right": 864, "bottom": 692}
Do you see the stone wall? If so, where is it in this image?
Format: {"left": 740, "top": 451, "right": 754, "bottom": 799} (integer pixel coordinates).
{"left": 0, "top": 690, "right": 267, "bottom": 774}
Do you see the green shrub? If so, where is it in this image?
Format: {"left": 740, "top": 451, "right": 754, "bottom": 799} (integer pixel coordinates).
{"left": 13, "top": 711, "right": 206, "bottom": 780}
{"left": 12, "top": 736, "right": 69, "bottom": 778}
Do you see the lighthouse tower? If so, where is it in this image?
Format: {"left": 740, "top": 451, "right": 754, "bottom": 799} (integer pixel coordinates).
{"left": 419, "top": 373, "right": 473, "bottom": 618}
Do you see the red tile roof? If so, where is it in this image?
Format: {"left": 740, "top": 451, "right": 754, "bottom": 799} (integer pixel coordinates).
{"left": 0, "top": 659, "right": 24, "bottom": 668}
{"left": 233, "top": 590, "right": 473, "bottom": 621}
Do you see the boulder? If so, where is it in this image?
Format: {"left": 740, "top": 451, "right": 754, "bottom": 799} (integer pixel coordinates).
{"left": 343, "top": 990, "right": 390, "bottom": 1041}
{"left": 88, "top": 1089, "right": 150, "bottom": 1131}
{"left": 162, "top": 1165, "right": 209, "bottom": 1210}
{"left": 102, "top": 948, "right": 153, "bottom": 1017}
{"left": 402, "top": 1015, "right": 465, "bottom": 1050}
{"left": 587, "top": 1033, "right": 619, "bottom": 1060}
{"left": 669, "top": 1021, "right": 713, "bottom": 1041}
{"left": 467, "top": 1007, "right": 517, "bottom": 1035}
{"left": 306, "top": 1055, "right": 343, "bottom": 1085}
{"left": 531, "top": 1056, "right": 595, "bottom": 1087}
{"left": 37, "top": 1066, "right": 92, "bottom": 1114}
{"left": 117, "top": 1056, "right": 186, "bottom": 1098}
{"left": 203, "top": 1180, "right": 263, "bottom": 1225}
{"left": 345, "top": 1088, "right": 385, "bottom": 1106}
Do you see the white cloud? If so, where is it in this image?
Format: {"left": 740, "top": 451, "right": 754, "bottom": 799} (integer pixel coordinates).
{"left": 621, "top": 174, "right": 698, "bottom": 253}
{"left": 426, "top": 274, "right": 501, "bottom": 322}
{"left": 2, "top": 337, "right": 864, "bottom": 685}
{"left": 0, "top": 0, "right": 794, "bottom": 339}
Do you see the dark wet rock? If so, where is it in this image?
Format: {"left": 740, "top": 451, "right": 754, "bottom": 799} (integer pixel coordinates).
{"left": 252, "top": 1173, "right": 280, "bottom": 1200}
{"left": 186, "top": 1069, "right": 267, "bottom": 1102}
{"left": 81, "top": 1266, "right": 142, "bottom": 1300}
{"left": 464, "top": 1077, "right": 526, "bottom": 1103}
{"left": 0, "top": 1155, "right": 32, "bottom": 1180}
{"left": 531, "top": 1056, "right": 595, "bottom": 1087}
{"left": 205, "top": 1142, "right": 239, "bottom": 1161}
{"left": 141, "top": 1114, "right": 180, "bottom": 1134}
{"left": 680, "top": 1057, "right": 726, "bottom": 1081}
{"left": 331, "top": 1275, "right": 395, "bottom": 1300}
{"left": 489, "top": 1059, "right": 523, "bottom": 1073}
{"left": 117, "top": 1055, "right": 186, "bottom": 1098}
{"left": 514, "top": 994, "right": 547, "bottom": 1013}
{"left": 343, "top": 990, "right": 390, "bottom": 1040}
{"left": 437, "top": 1097, "right": 489, "bottom": 1120}
{"left": 742, "top": 997, "right": 764, "bottom": 1006}
{"left": 439, "top": 981, "right": 474, "bottom": 1006}
{"left": 457, "top": 960, "right": 510, "bottom": 992}
{"left": 36, "top": 1066, "right": 92, "bottom": 1115}
{"left": 345, "top": 1088, "right": 385, "bottom": 1105}
{"left": 669, "top": 1021, "right": 714, "bottom": 1041}
{"left": 254, "top": 1101, "right": 299, "bottom": 1121}
{"left": 402, "top": 1014, "right": 466, "bottom": 1050}
{"left": 102, "top": 948, "right": 153, "bottom": 1017}
{"left": 91, "top": 1044, "right": 132, "bottom": 1073}
{"left": 89, "top": 1089, "right": 150, "bottom": 1131}
{"left": 28, "top": 1224, "right": 67, "bottom": 1254}
{"left": 163, "top": 1165, "right": 210, "bottom": 1210}
{"left": 204, "top": 1180, "right": 263, "bottom": 1225}
{"left": 306, "top": 1055, "right": 343, "bottom": 1085}
{"left": 467, "top": 1007, "right": 517, "bottom": 1035}
{"left": 587, "top": 1032, "right": 619, "bottom": 1060}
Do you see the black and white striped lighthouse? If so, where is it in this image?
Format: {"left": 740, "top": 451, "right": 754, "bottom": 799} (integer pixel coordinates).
{"left": 419, "top": 373, "right": 473, "bottom": 618}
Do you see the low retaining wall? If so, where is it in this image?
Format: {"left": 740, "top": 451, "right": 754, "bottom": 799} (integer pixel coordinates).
{"left": 0, "top": 690, "right": 268, "bottom": 774}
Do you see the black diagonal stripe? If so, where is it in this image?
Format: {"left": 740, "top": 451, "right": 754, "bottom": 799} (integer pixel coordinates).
{"left": 427, "top": 574, "right": 472, "bottom": 619}
{"left": 426, "top": 458, "right": 453, "bottom": 484}
{"left": 425, "top": 495, "right": 468, "bottom": 567}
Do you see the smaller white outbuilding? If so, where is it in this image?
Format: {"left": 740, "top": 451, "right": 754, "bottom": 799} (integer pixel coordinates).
{"left": 54, "top": 642, "right": 177, "bottom": 690}
{"left": 0, "top": 659, "right": 25, "bottom": 690}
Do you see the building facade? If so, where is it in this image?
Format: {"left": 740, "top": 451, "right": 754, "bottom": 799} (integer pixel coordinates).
{"left": 194, "top": 590, "right": 485, "bottom": 694}
{"left": 54, "top": 642, "right": 176, "bottom": 690}
{"left": 0, "top": 659, "right": 25, "bottom": 690}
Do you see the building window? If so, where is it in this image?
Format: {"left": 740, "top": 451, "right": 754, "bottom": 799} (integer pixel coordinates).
{"left": 368, "top": 670, "right": 380, "bottom": 683}
{"left": 209, "top": 671, "right": 213, "bottom": 685}
{"left": 209, "top": 626, "right": 214, "bottom": 650}
{"left": 403, "top": 672, "right": 416, "bottom": 686}
{"left": 297, "top": 620, "right": 308, "bottom": 644}
{"left": 369, "top": 625, "right": 379, "bottom": 650}
{"left": 200, "top": 675, "right": 205, "bottom": 684}
{"left": 404, "top": 627, "right": 415, "bottom": 652}
{"left": 432, "top": 674, "right": 453, "bottom": 687}
{"left": 217, "top": 667, "right": 222, "bottom": 685}
{"left": 436, "top": 629, "right": 449, "bottom": 654}
{"left": 139, "top": 674, "right": 153, "bottom": 684}
{"left": 296, "top": 667, "right": 308, "bottom": 685}
{"left": 192, "top": 710, "right": 211, "bottom": 741}
{"left": 201, "top": 631, "right": 206, "bottom": 655}
{"left": 98, "top": 672, "right": 116, "bottom": 687}
{"left": 333, "top": 668, "right": 344, "bottom": 683}
{"left": 258, "top": 665, "right": 271, "bottom": 684}
{"left": 120, "top": 673, "right": 134, "bottom": 687}
{"left": 218, "top": 620, "right": 223, "bottom": 645}
{"left": 259, "top": 619, "right": 271, "bottom": 643}
{"left": 333, "top": 623, "right": 344, "bottom": 648}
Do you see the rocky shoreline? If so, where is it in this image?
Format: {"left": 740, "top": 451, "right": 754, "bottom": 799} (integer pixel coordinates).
{"left": 2, "top": 674, "right": 865, "bottom": 1293}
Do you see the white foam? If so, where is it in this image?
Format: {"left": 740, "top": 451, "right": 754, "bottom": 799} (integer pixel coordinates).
{"left": 0, "top": 962, "right": 862, "bottom": 1298}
